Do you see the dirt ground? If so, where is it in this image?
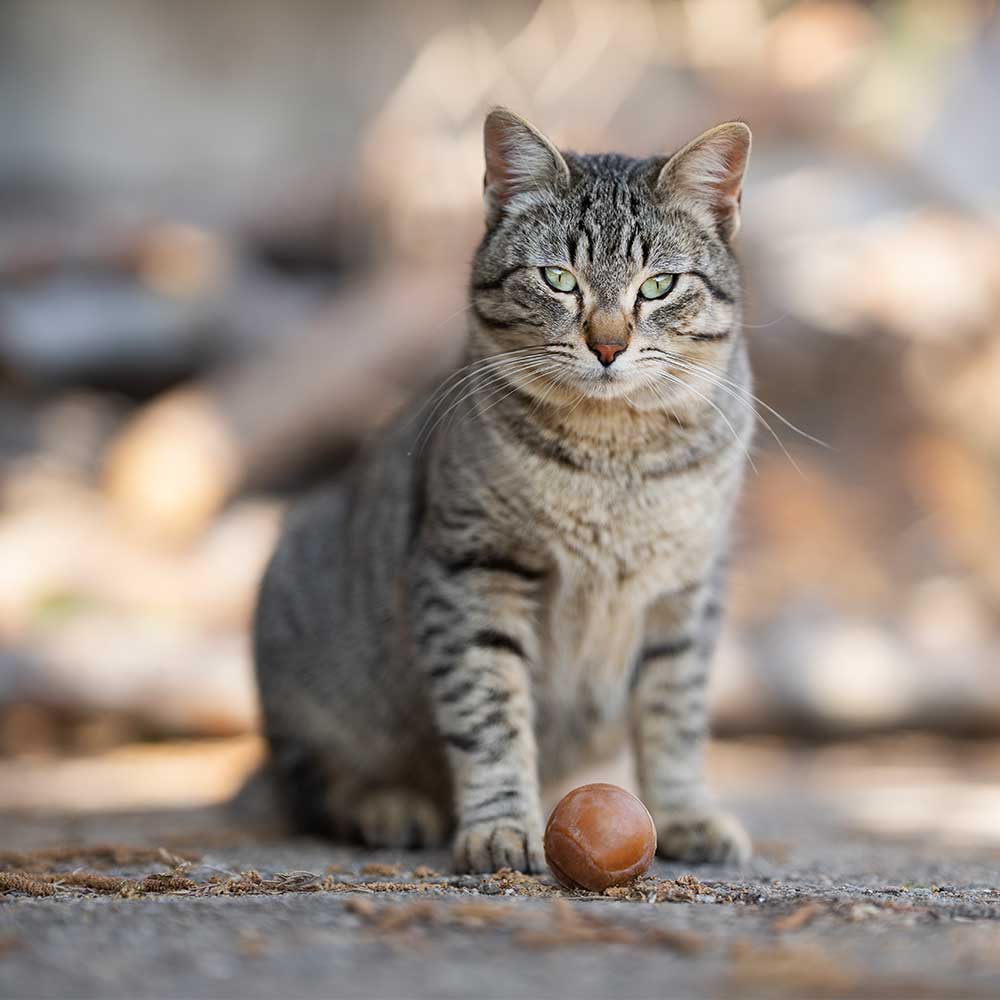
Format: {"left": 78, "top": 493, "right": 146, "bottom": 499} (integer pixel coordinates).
{"left": 2, "top": 739, "right": 999, "bottom": 1000}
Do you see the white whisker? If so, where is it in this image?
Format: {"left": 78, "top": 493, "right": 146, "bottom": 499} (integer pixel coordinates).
{"left": 640, "top": 354, "right": 797, "bottom": 474}
{"left": 642, "top": 366, "right": 757, "bottom": 474}
{"left": 409, "top": 348, "right": 557, "bottom": 454}
{"left": 741, "top": 312, "right": 789, "bottom": 330}
{"left": 423, "top": 356, "right": 565, "bottom": 453}
{"left": 637, "top": 345, "right": 829, "bottom": 477}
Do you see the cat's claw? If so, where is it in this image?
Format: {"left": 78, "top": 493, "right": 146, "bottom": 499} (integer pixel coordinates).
{"left": 653, "top": 807, "right": 751, "bottom": 864}
{"left": 452, "top": 819, "right": 545, "bottom": 874}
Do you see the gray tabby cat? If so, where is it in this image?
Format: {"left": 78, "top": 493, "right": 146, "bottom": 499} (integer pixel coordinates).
{"left": 254, "top": 107, "right": 753, "bottom": 873}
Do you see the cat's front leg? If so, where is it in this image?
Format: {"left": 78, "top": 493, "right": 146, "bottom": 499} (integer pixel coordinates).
{"left": 415, "top": 562, "right": 545, "bottom": 874}
{"left": 631, "top": 586, "right": 750, "bottom": 864}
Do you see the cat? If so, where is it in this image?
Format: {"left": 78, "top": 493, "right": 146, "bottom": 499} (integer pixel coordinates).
{"left": 253, "top": 107, "right": 753, "bottom": 873}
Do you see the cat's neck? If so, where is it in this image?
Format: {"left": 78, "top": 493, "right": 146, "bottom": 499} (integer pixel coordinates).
{"left": 462, "top": 369, "right": 748, "bottom": 479}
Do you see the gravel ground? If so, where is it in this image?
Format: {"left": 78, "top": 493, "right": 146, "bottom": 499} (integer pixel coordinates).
{"left": 2, "top": 752, "right": 999, "bottom": 1000}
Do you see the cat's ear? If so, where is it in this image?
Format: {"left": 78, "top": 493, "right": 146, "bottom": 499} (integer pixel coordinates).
{"left": 656, "top": 122, "right": 751, "bottom": 242}
{"left": 483, "top": 107, "right": 570, "bottom": 224}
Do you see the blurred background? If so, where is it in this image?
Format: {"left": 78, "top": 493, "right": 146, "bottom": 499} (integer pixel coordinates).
{"left": 3, "top": 0, "right": 1000, "bottom": 846}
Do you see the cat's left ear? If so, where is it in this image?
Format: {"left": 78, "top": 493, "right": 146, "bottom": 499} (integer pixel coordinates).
{"left": 483, "top": 107, "right": 570, "bottom": 225}
{"left": 656, "top": 122, "right": 751, "bottom": 242}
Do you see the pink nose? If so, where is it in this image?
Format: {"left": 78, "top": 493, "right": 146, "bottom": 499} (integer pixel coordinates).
{"left": 590, "top": 342, "right": 626, "bottom": 367}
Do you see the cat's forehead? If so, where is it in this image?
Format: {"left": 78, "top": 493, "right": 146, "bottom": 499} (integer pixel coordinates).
{"left": 564, "top": 153, "right": 656, "bottom": 219}
{"left": 550, "top": 154, "right": 702, "bottom": 295}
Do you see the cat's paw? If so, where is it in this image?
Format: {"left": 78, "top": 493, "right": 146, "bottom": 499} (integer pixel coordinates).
{"left": 452, "top": 818, "right": 545, "bottom": 874}
{"left": 355, "top": 789, "right": 447, "bottom": 849}
{"left": 653, "top": 807, "right": 751, "bottom": 864}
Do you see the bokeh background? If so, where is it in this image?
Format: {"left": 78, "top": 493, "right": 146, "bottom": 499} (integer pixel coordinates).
{"left": 3, "top": 0, "right": 1000, "bottom": 845}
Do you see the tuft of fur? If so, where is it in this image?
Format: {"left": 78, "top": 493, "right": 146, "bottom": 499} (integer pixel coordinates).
{"left": 254, "top": 108, "right": 754, "bottom": 872}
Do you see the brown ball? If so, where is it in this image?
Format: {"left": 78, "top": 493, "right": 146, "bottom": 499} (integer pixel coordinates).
{"left": 543, "top": 783, "right": 657, "bottom": 892}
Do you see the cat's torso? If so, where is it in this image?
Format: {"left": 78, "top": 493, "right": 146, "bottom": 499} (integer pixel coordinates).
{"left": 411, "top": 370, "right": 748, "bottom": 779}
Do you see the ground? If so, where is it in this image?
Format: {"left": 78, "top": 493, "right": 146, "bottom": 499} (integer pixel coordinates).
{"left": 1, "top": 738, "right": 999, "bottom": 999}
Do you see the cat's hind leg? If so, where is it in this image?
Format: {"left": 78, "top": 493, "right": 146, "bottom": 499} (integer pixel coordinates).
{"left": 267, "top": 736, "right": 448, "bottom": 848}
{"left": 354, "top": 789, "right": 448, "bottom": 849}
{"left": 266, "top": 736, "right": 352, "bottom": 839}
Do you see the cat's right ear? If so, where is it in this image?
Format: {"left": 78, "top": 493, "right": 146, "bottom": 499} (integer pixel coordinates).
{"left": 483, "top": 107, "right": 570, "bottom": 225}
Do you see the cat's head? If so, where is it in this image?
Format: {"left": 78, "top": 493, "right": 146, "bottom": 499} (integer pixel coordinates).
{"left": 470, "top": 107, "right": 750, "bottom": 408}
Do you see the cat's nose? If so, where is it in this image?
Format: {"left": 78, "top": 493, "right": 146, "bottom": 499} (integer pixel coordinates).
{"left": 590, "top": 343, "right": 626, "bottom": 367}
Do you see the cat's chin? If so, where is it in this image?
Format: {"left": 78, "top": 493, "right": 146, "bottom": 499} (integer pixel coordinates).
{"left": 521, "top": 374, "right": 649, "bottom": 407}
{"left": 572, "top": 373, "right": 670, "bottom": 407}
{"left": 580, "top": 381, "right": 635, "bottom": 402}
{"left": 505, "top": 366, "right": 658, "bottom": 407}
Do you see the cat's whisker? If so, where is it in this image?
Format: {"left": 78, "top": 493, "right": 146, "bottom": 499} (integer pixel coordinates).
{"left": 673, "top": 352, "right": 826, "bottom": 447}
{"left": 643, "top": 367, "right": 758, "bottom": 474}
{"left": 640, "top": 346, "right": 829, "bottom": 449}
{"left": 424, "top": 357, "right": 564, "bottom": 451}
{"left": 430, "top": 362, "right": 555, "bottom": 445}
{"left": 410, "top": 349, "right": 554, "bottom": 454}
{"left": 470, "top": 362, "right": 567, "bottom": 424}
{"left": 444, "top": 363, "right": 557, "bottom": 433}
{"left": 408, "top": 347, "right": 547, "bottom": 431}
{"left": 458, "top": 361, "right": 569, "bottom": 434}
{"left": 645, "top": 375, "right": 727, "bottom": 505}
{"left": 640, "top": 350, "right": 826, "bottom": 478}
{"left": 526, "top": 364, "right": 569, "bottom": 418}
{"left": 414, "top": 346, "right": 547, "bottom": 404}
{"left": 633, "top": 370, "right": 733, "bottom": 504}
{"left": 420, "top": 345, "right": 571, "bottom": 417}
{"left": 635, "top": 368, "right": 685, "bottom": 430}
{"left": 741, "top": 312, "right": 789, "bottom": 330}
{"left": 639, "top": 355, "right": 795, "bottom": 474}
{"left": 696, "top": 359, "right": 831, "bottom": 451}
{"left": 441, "top": 364, "right": 571, "bottom": 480}
{"left": 657, "top": 356, "right": 804, "bottom": 476}
{"left": 562, "top": 372, "right": 599, "bottom": 419}
{"left": 469, "top": 373, "right": 564, "bottom": 494}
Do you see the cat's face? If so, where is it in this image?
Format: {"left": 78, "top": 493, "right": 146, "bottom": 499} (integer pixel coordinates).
{"left": 471, "top": 110, "right": 750, "bottom": 410}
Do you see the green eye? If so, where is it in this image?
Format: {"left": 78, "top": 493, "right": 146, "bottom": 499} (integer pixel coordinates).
{"left": 542, "top": 266, "right": 577, "bottom": 293}
{"left": 639, "top": 274, "right": 676, "bottom": 300}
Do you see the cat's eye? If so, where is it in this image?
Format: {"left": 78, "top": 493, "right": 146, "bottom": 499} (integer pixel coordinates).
{"left": 542, "top": 266, "right": 577, "bottom": 293}
{"left": 639, "top": 274, "right": 676, "bottom": 301}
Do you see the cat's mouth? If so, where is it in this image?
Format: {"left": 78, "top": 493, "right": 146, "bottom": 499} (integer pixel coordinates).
{"left": 504, "top": 354, "right": 666, "bottom": 407}
{"left": 575, "top": 363, "right": 649, "bottom": 401}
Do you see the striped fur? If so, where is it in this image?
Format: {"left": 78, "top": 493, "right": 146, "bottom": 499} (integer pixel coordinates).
{"left": 254, "top": 109, "right": 753, "bottom": 871}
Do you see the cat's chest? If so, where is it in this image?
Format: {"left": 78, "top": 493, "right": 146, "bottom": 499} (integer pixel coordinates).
{"left": 540, "top": 469, "right": 728, "bottom": 593}
{"left": 532, "top": 472, "right": 731, "bottom": 708}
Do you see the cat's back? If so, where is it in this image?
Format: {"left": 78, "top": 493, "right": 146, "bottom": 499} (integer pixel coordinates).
{"left": 254, "top": 478, "right": 355, "bottom": 655}
{"left": 255, "top": 416, "right": 426, "bottom": 658}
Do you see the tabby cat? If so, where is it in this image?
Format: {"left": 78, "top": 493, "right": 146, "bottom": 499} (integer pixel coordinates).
{"left": 254, "top": 108, "right": 753, "bottom": 872}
